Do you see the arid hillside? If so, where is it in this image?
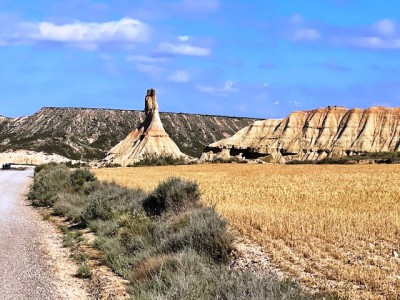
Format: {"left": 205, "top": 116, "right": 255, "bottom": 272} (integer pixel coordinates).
{"left": 0, "top": 107, "right": 258, "bottom": 160}
{"left": 204, "top": 106, "right": 400, "bottom": 162}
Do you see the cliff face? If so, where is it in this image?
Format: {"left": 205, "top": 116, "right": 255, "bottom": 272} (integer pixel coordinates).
{"left": 0, "top": 107, "right": 257, "bottom": 160}
{"left": 203, "top": 106, "right": 400, "bottom": 163}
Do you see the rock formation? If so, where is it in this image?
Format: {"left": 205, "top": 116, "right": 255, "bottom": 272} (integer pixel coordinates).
{"left": 105, "top": 89, "right": 186, "bottom": 166}
{"left": 202, "top": 106, "right": 400, "bottom": 163}
{"left": 0, "top": 107, "right": 257, "bottom": 160}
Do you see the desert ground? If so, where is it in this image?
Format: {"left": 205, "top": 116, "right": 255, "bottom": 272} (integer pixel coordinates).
{"left": 94, "top": 164, "right": 400, "bottom": 300}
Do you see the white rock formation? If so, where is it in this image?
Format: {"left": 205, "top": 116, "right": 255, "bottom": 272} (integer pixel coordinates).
{"left": 202, "top": 106, "right": 400, "bottom": 163}
{"left": 105, "top": 89, "right": 185, "bottom": 166}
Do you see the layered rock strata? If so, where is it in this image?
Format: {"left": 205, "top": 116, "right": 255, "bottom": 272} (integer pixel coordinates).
{"left": 202, "top": 106, "right": 400, "bottom": 163}
{"left": 105, "top": 89, "right": 185, "bottom": 166}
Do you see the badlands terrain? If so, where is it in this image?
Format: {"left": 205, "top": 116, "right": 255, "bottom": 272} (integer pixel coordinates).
{"left": 204, "top": 106, "right": 400, "bottom": 163}
{"left": 0, "top": 107, "right": 257, "bottom": 161}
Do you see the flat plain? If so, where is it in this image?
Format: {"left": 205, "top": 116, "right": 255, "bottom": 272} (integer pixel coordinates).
{"left": 93, "top": 164, "right": 400, "bottom": 299}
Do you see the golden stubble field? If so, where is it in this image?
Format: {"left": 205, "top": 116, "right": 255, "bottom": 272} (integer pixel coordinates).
{"left": 93, "top": 164, "right": 400, "bottom": 299}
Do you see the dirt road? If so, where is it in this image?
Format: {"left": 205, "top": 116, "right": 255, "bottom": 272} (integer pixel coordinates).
{"left": 0, "top": 168, "right": 88, "bottom": 300}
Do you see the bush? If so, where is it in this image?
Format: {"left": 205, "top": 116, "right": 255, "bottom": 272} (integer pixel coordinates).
{"left": 159, "top": 208, "right": 233, "bottom": 263}
{"left": 76, "top": 263, "right": 92, "bottom": 279}
{"left": 53, "top": 193, "right": 89, "bottom": 223}
{"left": 81, "top": 183, "right": 145, "bottom": 225}
{"left": 143, "top": 177, "right": 200, "bottom": 216}
{"left": 131, "top": 154, "right": 186, "bottom": 167}
{"left": 29, "top": 164, "right": 71, "bottom": 206}
{"left": 130, "top": 249, "right": 311, "bottom": 300}
{"left": 70, "top": 169, "right": 96, "bottom": 192}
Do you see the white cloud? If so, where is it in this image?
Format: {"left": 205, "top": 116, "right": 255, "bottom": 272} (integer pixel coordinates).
{"left": 373, "top": 19, "right": 396, "bottom": 36}
{"left": 127, "top": 55, "right": 167, "bottom": 63}
{"left": 136, "top": 64, "right": 164, "bottom": 76}
{"left": 344, "top": 36, "right": 400, "bottom": 49}
{"left": 178, "top": 35, "right": 190, "bottom": 42}
{"left": 167, "top": 70, "right": 190, "bottom": 83}
{"left": 32, "top": 18, "right": 150, "bottom": 43}
{"left": 288, "top": 100, "right": 301, "bottom": 107}
{"left": 223, "top": 80, "right": 238, "bottom": 92}
{"left": 0, "top": 18, "right": 150, "bottom": 49}
{"left": 197, "top": 80, "right": 239, "bottom": 96}
{"left": 293, "top": 28, "right": 321, "bottom": 41}
{"left": 158, "top": 42, "right": 211, "bottom": 56}
{"left": 273, "top": 101, "right": 280, "bottom": 105}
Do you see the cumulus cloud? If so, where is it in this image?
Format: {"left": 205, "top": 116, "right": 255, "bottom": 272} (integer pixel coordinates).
{"left": 158, "top": 42, "right": 211, "bottom": 56}
{"left": 167, "top": 70, "right": 190, "bottom": 83}
{"left": 2, "top": 18, "right": 150, "bottom": 50}
{"left": 34, "top": 18, "right": 149, "bottom": 43}
{"left": 293, "top": 28, "right": 321, "bottom": 41}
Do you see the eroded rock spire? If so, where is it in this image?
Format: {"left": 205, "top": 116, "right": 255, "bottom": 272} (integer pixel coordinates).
{"left": 105, "top": 89, "right": 185, "bottom": 166}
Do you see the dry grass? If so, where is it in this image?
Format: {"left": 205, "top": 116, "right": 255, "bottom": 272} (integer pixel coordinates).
{"left": 93, "top": 164, "right": 400, "bottom": 299}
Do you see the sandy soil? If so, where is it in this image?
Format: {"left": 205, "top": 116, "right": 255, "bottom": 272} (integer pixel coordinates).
{"left": 0, "top": 168, "right": 89, "bottom": 300}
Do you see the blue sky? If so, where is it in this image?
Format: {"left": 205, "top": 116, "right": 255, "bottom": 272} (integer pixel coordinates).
{"left": 1, "top": 0, "right": 400, "bottom": 118}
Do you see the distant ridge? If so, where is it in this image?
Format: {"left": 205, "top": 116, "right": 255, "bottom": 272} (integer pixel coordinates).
{"left": 0, "top": 107, "right": 258, "bottom": 160}
{"left": 38, "top": 106, "right": 261, "bottom": 120}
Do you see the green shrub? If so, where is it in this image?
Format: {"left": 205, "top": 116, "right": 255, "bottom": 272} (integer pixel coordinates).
{"left": 29, "top": 164, "right": 71, "bottom": 206}
{"left": 130, "top": 250, "right": 311, "bottom": 300}
{"left": 53, "top": 193, "right": 89, "bottom": 223}
{"left": 76, "top": 263, "right": 92, "bottom": 279}
{"left": 143, "top": 177, "right": 200, "bottom": 216}
{"left": 159, "top": 208, "right": 233, "bottom": 263}
{"left": 70, "top": 169, "right": 97, "bottom": 192}
{"left": 131, "top": 154, "right": 186, "bottom": 167}
{"left": 81, "top": 183, "right": 145, "bottom": 224}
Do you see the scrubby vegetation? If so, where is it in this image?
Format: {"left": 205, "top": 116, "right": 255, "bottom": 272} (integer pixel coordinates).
{"left": 287, "top": 151, "right": 400, "bottom": 165}
{"left": 129, "top": 154, "right": 187, "bottom": 167}
{"left": 29, "top": 163, "right": 311, "bottom": 299}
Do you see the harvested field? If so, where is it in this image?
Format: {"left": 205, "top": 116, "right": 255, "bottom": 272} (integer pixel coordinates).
{"left": 93, "top": 164, "right": 400, "bottom": 299}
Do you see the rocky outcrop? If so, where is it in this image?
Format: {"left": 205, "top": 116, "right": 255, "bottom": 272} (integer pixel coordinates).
{"left": 105, "top": 89, "right": 185, "bottom": 166}
{"left": 202, "top": 106, "right": 400, "bottom": 163}
{"left": 0, "top": 108, "right": 257, "bottom": 160}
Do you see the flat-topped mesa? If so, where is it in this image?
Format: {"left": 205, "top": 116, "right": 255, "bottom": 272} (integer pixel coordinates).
{"left": 105, "top": 89, "right": 186, "bottom": 166}
{"left": 202, "top": 106, "right": 400, "bottom": 163}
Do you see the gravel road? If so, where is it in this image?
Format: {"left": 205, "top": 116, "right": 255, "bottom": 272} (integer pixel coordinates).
{"left": 0, "top": 168, "right": 61, "bottom": 300}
